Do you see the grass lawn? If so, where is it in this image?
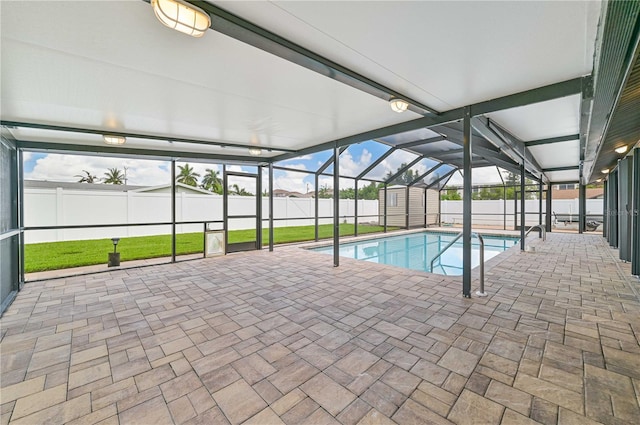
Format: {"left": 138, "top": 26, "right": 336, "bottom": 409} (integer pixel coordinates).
{"left": 25, "top": 223, "right": 394, "bottom": 273}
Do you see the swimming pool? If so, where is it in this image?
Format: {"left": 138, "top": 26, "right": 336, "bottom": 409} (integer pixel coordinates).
{"left": 310, "top": 232, "right": 519, "bottom": 275}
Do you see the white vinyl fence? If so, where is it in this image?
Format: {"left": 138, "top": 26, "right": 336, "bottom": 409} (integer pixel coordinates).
{"left": 441, "top": 199, "right": 604, "bottom": 228}
{"left": 24, "top": 188, "right": 379, "bottom": 243}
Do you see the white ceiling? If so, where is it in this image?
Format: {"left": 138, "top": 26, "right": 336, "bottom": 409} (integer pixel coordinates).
{"left": 218, "top": 1, "right": 600, "bottom": 110}
{"left": 1, "top": 0, "right": 601, "bottom": 179}
{"left": 0, "top": 0, "right": 420, "bottom": 154}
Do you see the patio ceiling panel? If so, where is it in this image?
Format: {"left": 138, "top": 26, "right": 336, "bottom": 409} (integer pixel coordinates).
{"left": 545, "top": 170, "right": 581, "bottom": 183}
{"left": 528, "top": 140, "right": 581, "bottom": 170}
{"left": 0, "top": 1, "right": 421, "bottom": 158}
{"left": 219, "top": 1, "right": 600, "bottom": 110}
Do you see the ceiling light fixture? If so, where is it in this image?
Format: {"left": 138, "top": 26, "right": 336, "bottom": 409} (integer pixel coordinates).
{"left": 249, "top": 147, "right": 262, "bottom": 156}
{"left": 601, "top": 168, "right": 609, "bottom": 174}
{"left": 103, "top": 135, "right": 126, "bottom": 145}
{"left": 389, "top": 98, "right": 409, "bottom": 113}
{"left": 151, "top": 0, "right": 211, "bottom": 38}
{"left": 615, "top": 146, "right": 628, "bottom": 154}
{"left": 596, "top": 179, "right": 602, "bottom": 182}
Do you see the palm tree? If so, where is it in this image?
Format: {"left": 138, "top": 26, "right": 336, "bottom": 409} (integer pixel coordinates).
{"left": 103, "top": 168, "right": 125, "bottom": 185}
{"left": 229, "top": 184, "right": 253, "bottom": 196}
{"left": 201, "top": 169, "right": 222, "bottom": 194}
{"left": 177, "top": 164, "right": 200, "bottom": 187}
{"left": 75, "top": 170, "right": 98, "bottom": 183}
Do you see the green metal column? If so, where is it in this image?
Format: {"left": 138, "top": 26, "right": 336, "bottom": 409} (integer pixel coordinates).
{"left": 256, "top": 166, "right": 263, "bottom": 250}
{"left": 603, "top": 180, "right": 608, "bottom": 239}
{"left": 354, "top": 180, "right": 359, "bottom": 236}
{"left": 383, "top": 184, "right": 388, "bottom": 233}
{"left": 545, "top": 185, "right": 552, "bottom": 233}
{"left": 462, "top": 106, "right": 472, "bottom": 298}
{"left": 608, "top": 170, "right": 618, "bottom": 248}
{"left": 171, "top": 159, "right": 176, "bottom": 263}
{"left": 578, "top": 184, "right": 586, "bottom": 234}
{"left": 269, "top": 163, "right": 274, "bottom": 252}
{"left": 619, "top": 157, "right": 633, "bottom": 261}
{"left": 520, "top": 164, "right": 525, "bottom": 251}
{"left": 18, "top": 148, "right": 25, "bottom": 288}
{"left": 333, "top": 145, "right": 340, "bottom": 267}
{"left": 631, "top": 148, "right": 639, "bottom": 276}
{"left": 223, "top": 164, "right": 228, "bottom": 253}
{"left": 314, "top": 174, "right": 319, "bottom": 242}
{"left": 538, "top": 182, "right": 543, "bottom": 226}
{"left": 405, "top": 186, "right": 410, "bottom": 229}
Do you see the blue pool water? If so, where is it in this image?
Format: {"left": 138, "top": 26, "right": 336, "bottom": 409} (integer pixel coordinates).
{"left": 310, "top": 232, "right": 519, "bottom": 275}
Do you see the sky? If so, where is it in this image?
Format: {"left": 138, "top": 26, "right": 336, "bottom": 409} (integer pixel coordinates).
{"left": 23, "top": 140, "right": 507, "bottom": 193}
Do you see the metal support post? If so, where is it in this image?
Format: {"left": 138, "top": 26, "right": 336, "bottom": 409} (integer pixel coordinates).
{"left": 256, "top": 166, "right": 263, "bottom": 249}
{"left": 405, "top": 186, "right": 410, "bottom": 229}
{"left": 383, "top": 184, "right": 388, "bottom": 232}
{"left": 354, "top": 180, "right": 359, "bottom": 236}
{"left": 333, "top": 145, "right": 340, "bottom": 267}
{"left": 223, "top": 165, "right": 228, "bottom": 253}
{"left": 503, "top": 186, "right": 507, "bottom": 230}
{"left": 269, "top": 163, "right": 274, "bottom": 251}
{"left": 631, "top": 149, "right": 640, "bottom": 276}
{"left": 18, "top": 148, "right": 25, "bottom": 287}
{"left": 314, "top": 174, "right": 319, "bottom": 242}
{"left": 462, "top": 106, "right": 472, "bottom": 298}
{"left": 424, "top": 188, "right": 427, "bottom": 228}
{"left": 538, "top": 182, "right": 543, "bottom": 226}
{"left": 520, "top": 163, "right": 526, "bottom": 251}
{"left": 578, "top": 183, "right": 586, "bottom": 234}
{"left": 171, "top": 159, "right": 176, "bottom": 262}
{"left": 438, "top": 188, "right": 442, "bottom": 226}
{"left": 546, "top": 184, "right": 552, "bottom": 233}
{"left": 602, "top": 179, "right": 608, "bottom": 239}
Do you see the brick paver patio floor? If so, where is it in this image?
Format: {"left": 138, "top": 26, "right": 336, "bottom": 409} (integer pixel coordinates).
{"left": 1, "top": 232, "right": 639, "bottom": 424}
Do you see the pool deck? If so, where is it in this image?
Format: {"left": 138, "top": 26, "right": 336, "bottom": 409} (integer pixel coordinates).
{"left": 1, "top": 232, "right": 639, "bottom": 424}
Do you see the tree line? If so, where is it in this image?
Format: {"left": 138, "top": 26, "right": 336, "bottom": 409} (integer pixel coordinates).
{"left": 440, "top": 171, "right": 540, "bottom": 200}
{"left": 74, "top": 164, "right": 248, "bottom": 195}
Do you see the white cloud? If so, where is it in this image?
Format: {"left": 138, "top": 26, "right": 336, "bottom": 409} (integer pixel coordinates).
{"left": 272, "top": 170, "right": 313, "bottom": 194}
{"left": 339, "top": 148, "right": 372, "bottom": 177}
{"left": 25, "top": 154, "right": 171, "bottom": 186}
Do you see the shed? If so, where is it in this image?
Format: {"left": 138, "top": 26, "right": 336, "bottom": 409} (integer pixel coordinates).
{"left": 378, "top": 185, "right": 440, "bottom": 228}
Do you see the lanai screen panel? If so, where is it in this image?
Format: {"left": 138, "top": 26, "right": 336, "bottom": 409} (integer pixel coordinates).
{"left": 362, "top": 150, "right": 420, "bottom": 182}
{"left": 339, "top": 141, "right": 391, "bottom": 178}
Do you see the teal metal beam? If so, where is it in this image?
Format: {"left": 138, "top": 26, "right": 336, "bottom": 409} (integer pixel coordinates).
{"left": 524, "top": 134, "right": 580, "bottom": 146}
{"left": 542, "top": 166, "right": 580, "bottom": 172}
{"left": 2, "top": 120, "right": 296, "bottom": 153}
{"left": 272, "top": 109, "right": 464, "bottom": 162}
{"left": 471, "top": 76, "right": 587, "bottom": 116}
{"left": 16, "top": 140, "right": 264, "bottom": 164}
{"left": 396, "top": 136, "right": 445, "bottom": 149}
